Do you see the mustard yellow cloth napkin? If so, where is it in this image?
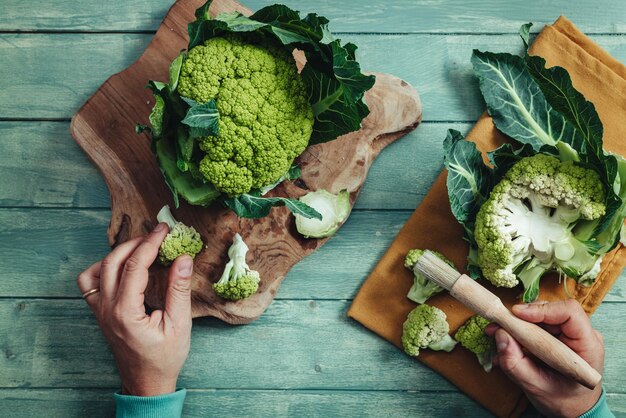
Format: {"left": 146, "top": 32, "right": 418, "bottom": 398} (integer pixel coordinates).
{"left": 348, "top": 16, "right": 626, "bottom": 418}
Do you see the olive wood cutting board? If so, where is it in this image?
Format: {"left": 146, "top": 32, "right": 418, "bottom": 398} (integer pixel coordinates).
{"left": 70, "top": 0, "right": 422, "bottom": 324}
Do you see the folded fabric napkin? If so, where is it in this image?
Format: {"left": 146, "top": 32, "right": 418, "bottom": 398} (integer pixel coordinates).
{"left": 348, "top": 16, "right": 626, "bottom": 418}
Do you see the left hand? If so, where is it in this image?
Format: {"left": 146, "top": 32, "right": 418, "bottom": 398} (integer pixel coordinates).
{"left": 76, "top": 223, "right": 194, "bottom": 396}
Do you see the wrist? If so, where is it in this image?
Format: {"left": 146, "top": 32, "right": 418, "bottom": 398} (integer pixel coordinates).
{"left": 577, "top": 388, "right": 612, "bottom": 418}
{"left": 121, "top": 380, "right": 177, "bottom": 397}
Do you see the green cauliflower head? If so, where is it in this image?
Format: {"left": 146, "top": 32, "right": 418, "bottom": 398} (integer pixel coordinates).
{"left": 454, "top": 315, "right": 495, "bottom": 372}
{"left": 401, "top": 304, "right": 457, "bottom": 356}
{"left": 177, "top": 35, "right": 314, "bottom": 196}
{"left": 474, "top": 154, "right": 606, "bottom": 301}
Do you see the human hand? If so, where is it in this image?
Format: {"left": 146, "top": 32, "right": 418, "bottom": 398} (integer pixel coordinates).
{"left": 76, "top": 223, "right": 194, "bottom": 396}
{"left": 485, "top": 300, "right": 604, "bottom": 418}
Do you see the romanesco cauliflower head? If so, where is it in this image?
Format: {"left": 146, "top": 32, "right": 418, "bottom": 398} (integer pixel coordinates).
{"left": 156, "top": 205, "right": 203, "bottom": 265}
{"left": 177, "top": 35, "right": 314, "bottom": 196}
{"left": 404, "top": 249, "right": 454, "bottom": 304}
{"left": 213, "top": 233, "right": 260, "bottom": 301}
{"left": 474, "top": 154, "right": 606, "bottom": 300}
{"left": 454, "top": 315, "right": 495, "bottom": 372}
{"left": 401, "top": 304, "right": 457, "bottom": 356}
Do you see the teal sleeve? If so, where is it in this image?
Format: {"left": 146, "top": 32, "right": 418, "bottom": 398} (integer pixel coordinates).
{"left": 578, "top": 389, "right": 614, "bottom": 418}
{"left": 114, "top": 388, "right": 187, "bottom": 418}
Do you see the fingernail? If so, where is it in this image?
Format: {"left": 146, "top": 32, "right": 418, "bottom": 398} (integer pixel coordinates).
{"left": 514, "top": 303, "right": 530, "bottom": 310}
{"left": 154, "top": 223, "right": 166, "bottom": 232}
{"left": 178, "top": 257, "right": 193, "bottom": 276}
{"left": 495, "top": 331, "right": 509, "bottom": 352}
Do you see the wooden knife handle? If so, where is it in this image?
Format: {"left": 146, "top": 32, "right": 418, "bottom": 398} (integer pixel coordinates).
{"left": 450, "top": 275, "right": 601, "bottom": 390}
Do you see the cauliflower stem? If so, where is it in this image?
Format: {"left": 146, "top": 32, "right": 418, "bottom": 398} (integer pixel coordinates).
{"left": 213, "top": 234, "right": 260, "bottom": 301}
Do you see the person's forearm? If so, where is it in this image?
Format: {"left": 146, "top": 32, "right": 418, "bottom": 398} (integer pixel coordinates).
{"left": 114, "top": 388, "right": 187, "bottom": 418}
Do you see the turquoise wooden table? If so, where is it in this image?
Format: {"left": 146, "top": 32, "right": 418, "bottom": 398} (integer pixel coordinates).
{"left": 1, "top": 1, "right": 626, "bottom": 416}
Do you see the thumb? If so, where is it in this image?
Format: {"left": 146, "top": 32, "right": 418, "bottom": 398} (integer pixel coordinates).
{"left": 164, "top": 255, "right": 194, "bottom": 326}
{"left": 495, "top": 329, "right": 548, "bottom": 392}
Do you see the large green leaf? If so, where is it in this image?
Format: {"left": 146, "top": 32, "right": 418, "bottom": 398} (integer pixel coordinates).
{"left": 224, "top": 194, "right": 322, "bottom": 219}
{"left": 523, "top": 54, "right": 620, "bottom": 235}
{"left": 155, "top": 137, "right": 221, "bottom": 208}
{"left": 471, "top": 50, "right": 584, "bottom": 155}
{"left": 488, "top": 142, "right": 535, "bottom": 178}
{"left": 175, "top": 125, "right": 194, "bottom": 172}
{"left": 168, "top": 51, "right": 185, "bottom": 91}
{"left": 180, "top": 97, "right": 219, "bottom": 138}
{"left": 148, "top": 95, "right": 165, "bottom": 138}
{"left": 443, "top": 129, "right": 493, "bottom": 225}
{"left": 524, "top": 55, "right": 604, "bottom": 161}
{"left": 187, "top": 0, "right": 375, "bottom": 144}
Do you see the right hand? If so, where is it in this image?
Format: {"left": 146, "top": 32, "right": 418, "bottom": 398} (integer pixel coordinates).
{"left": 485, "top": 300, "right": 605, "bottom": 418}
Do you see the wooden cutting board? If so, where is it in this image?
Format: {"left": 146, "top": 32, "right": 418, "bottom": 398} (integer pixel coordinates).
{"left": 70, "top": 0, "right": 422, "bottom": 324}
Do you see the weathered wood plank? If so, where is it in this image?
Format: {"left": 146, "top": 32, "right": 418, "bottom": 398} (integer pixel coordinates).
{"left": 1, "top": 0, "right": 626, "bottom": 34}
{"left": 1, "top": 388, "right": 625, "bottom": 418}
{"left": 0, "top": 298, "right": 450, "bottom": 390}
{"left": 0, "top": 121, "right": 456, "bottom": 209}
{"left": 0, "top": 389, "right": 491, "bottom": 418}
{"left": 3, "top": 34, "right": 626, "bottom": 121}
{"left": 1, "top": 209, "right": 624, "bottom": 301}
{"left": 0, "top": 122, "right": 109, "bottom": 207}
{"left": 0, "top": 34, "right": 151, "bottom": 119}
{"left": 0, "top": 299, "right": 624, "bottom": 393}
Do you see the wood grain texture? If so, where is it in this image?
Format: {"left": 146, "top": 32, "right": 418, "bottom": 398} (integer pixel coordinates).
{"left": 2, "top": 0, "right": 626, "bottom": 34}
{"left": 69, "top": 0, "right": 422, "bottom": 323}
{"left": 3, "top": 388, "right": 625, "bottom": 418}
{"left": 1, "top": 208, "right": 625, "bottom": 301}
{"left": 1, "top": 299, "right": 624, "bottom": 393}
{"left": 0, "top": 120, "right": 449, "bottom": 209}
{"left": 4, "top": 33, "right": 626, "bottom": 121}
{"left": 3, "top": 0, "right": 626, "bottom": 415}
{"left": 0, "top": 389, "right": 497, "bottom": 418}
{"left": 0, "top": 122, "right": 110, "bottom": 207}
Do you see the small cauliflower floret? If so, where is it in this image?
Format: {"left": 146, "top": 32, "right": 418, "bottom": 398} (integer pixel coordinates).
{"left": 156, "top": 205, "right": 203, "bottom": 265}
{"left": 213, "top": 233, "right": 260, "bottom": 301}
{"left": 177, "top": 35, "right": 314, "bottom": 195}
{"left": 474, "top": 154, "right": 606, "bottom": 301}
{"left": 404, "top": 249, "right": 454, "bottom": 304}
{"left": 454, "top": 315, "right": 495, "bottom": 372}
{"left": 402, "top": 304, "right": 457, "bottom": 356}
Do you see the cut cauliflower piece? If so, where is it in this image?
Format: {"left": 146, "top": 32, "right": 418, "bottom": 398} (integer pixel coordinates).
{"left": 156, "top": 205, "right": 203, "bottom": 265}
{"left": 474, "top": 154, "right": 606, "bottom": 301}
{"left": 454, "top": 315, "right": 495, "bottom": 372}
{"left": 404, "top": 249, "right": 454, "bottom": 304}
{"left": 213, "top": 233, "right": 260, "bottom": 301}
{"left": 401, "top": 304, "right": 457, "bottom": 357}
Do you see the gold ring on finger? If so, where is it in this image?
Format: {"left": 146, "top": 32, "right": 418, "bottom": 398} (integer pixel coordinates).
{"left": 82, "top": 288, "right": 100, "bottom": 299}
